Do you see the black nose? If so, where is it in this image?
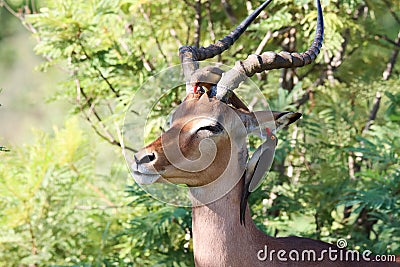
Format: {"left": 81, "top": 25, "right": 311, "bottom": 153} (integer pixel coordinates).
{"left": 135, "top": 152, "right": 156, "bottom": 164}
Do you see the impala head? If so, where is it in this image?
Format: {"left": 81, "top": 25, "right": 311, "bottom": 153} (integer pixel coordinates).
{"left": 133, "top": 92, "right": 301, "bottom": 185}
{"left": 131, "top": 0, "right": 324, "bottom": 209}
{"left": 133, "top": 93, "right": 241, "bottom": 187}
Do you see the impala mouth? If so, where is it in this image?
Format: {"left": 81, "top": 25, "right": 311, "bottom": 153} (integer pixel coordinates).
{"left": 132, "top": 171, "right": 162, "bottom": 185}
{"left": 130, "top": 160, "right": 162, "bottom": 184}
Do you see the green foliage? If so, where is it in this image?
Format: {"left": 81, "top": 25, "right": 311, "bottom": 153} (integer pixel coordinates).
{"left": 251, "top": 87, "right": 400, "bottom": 254}
{"left": 0, "top": 119, "right": 124, "bottom": 265}
{"left": 122, "top": 195, "right": 193, "bottom": 266}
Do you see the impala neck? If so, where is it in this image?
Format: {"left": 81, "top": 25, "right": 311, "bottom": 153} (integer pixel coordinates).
{"left": 190, "top": 176, "right": 273, "bottom": 266}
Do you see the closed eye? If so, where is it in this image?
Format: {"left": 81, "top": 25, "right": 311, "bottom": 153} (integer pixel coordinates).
{"left": 196, "top": 123, "right": 224, "bottom": 135}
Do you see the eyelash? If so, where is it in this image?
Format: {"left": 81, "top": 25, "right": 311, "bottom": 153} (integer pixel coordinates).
{"left": 196, "top": 124, "right": 224, "bottom": 135}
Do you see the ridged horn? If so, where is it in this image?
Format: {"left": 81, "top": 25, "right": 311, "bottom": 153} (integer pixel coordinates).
{"left": 216, "top": 0, "right": 324, "bottom": 102}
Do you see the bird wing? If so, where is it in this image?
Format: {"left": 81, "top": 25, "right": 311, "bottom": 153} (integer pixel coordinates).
{"left": 240, "top": 134, "right": 277, "bottom": 225}
{"left": 245, "top": 135, "right": 277, "bottom": 192}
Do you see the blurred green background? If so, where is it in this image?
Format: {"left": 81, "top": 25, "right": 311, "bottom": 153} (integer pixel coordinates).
{"left": 0, "top": 0, "right": 399, "bottom": 266}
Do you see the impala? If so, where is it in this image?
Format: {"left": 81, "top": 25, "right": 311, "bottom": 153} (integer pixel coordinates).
{"left": 131, "top": 0, "right": 399, "bottom": 266}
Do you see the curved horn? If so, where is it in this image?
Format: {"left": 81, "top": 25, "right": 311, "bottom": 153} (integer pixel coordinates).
{"left": 180, "top": 0, "right": 273, "bottom": 94}
{"left": 216, "top": 0, "right": 324, "bottom": 101}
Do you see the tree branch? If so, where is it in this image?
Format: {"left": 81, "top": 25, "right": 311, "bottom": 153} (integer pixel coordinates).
{"left": 221, "top": 0, "right": 237, "bottom": 24}
{"left": 182, "top": 0, "right": 195, "bottom": 8}
{"left": 193, "top": 0, "right": 202, "bottom": 47}
{"left": 362, "top": 92, "right": 381, "bottom": 134}
{"left": 30, "top": 0, "right": 36, "bottom": 13}
{"left": 139, "top": 45, "right": 155, "bottom": 72}
{"left": 169, "top": 28, "right": 183, "bottom": 47}
{"left": 78, "top": 42, "right": 121, "bottom": 98}
{"left": 205, "top": 0, "right": 216, "bottom": 43}
{"left": 256, "top": 27, "right": 292, "bottom": 55}
{"left": 0, "top": 0, "right": 39, "bottom": 33}
{"left": 295, "top": 26, "right": 350, "bottom": 107}
{"left": 205, "top": 0, "right": 220, "bottom": 61}
{"left": 382, "top": 0, "right": 400, "bottom": 25}
{"left": 139, "top": 5, "right": 170, "bottom": 65}
{"left": 330, "top": 28, "right": 350, "bottom": 69}
{"left": 293, "top": 88, "right": 314, "bottom": 109}
{"left": 382, "top": 31, "right": 400, "bottom": 80}
{"left": 374, "top": 34, "right": 400, "bottom": 48}
{"left": 75, "top": 78, "right": 136, "bottom": 152}
{"left": 255, "top": 30, "right": 272, "bottom": 55}
{"left": 280, "top": 27, "right": 297, "bottom": 91}
{"left": 245, "top": 1, "right": 252, "bottom": 15}
{"left": 0, "top": 0, "right": 19, "bottom": 17}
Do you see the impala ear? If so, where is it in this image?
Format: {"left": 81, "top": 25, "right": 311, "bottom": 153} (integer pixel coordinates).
{"left": 242, "top": 110, "right": 302, "bottom": 135}
{"left": 272, "top": 111, "right": 302, "bottom": 131}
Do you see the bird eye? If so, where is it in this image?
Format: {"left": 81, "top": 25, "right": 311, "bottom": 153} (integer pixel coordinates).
{"left": 196, "top": 123, "right": 223, "bottom": 135}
